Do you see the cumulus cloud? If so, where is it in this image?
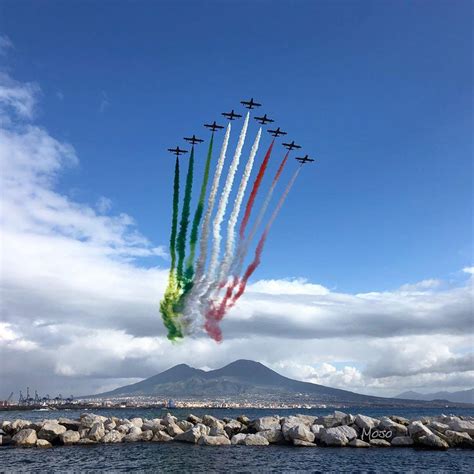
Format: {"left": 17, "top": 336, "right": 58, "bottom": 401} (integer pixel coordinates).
{"left": 0, "top": 69, "right": 472, "bottom": 399}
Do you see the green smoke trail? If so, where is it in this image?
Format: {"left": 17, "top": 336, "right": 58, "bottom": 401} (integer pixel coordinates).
{"left": 160, "top": 156, "right": 183, "bottom": 340}
{"left": 182, "top": 133, "right": 214, "bottom": 293}
{"left": 176, "top": 146, "right": 194, "bottom": 286}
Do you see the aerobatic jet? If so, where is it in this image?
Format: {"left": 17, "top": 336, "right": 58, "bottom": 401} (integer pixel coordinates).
{"left": 204, "top": 121, "right": 224, "bottom": 132}
{"left": 282, "top": 140, "right": 301, "bottom": 151}
{"left": 255, "top": 114, "right": 274, "bottom": 125}
{"left": 296, "top": 154, "right": 314, "bottom": 164}
{"left": 222, "top": 109, "right": 242, "bottom": 121}
{"left": 241, "top": 98, "right": 262, "bottom": 109}
{"left": 268, "top": 127, "right": 287, "bottom": 137}
{"left": 168, "top": 146, "right": 188, "bottom": 156}
{"left": 184, "top": 135, "right": 204, "bottom": 145}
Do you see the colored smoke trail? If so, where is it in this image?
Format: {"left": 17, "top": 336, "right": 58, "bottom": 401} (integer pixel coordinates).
{"left": 205, "top": 112, "right": 249, "bottom": 287}
{"left": 179, "top": 124, "right": 231, "bottom": 332}
{"left": 160, "top": 156, "right": 183, "bottom": 340}
{"left": 215, "top": 127, "right": 261, "bottom": 287}
{"left": 205, "top": 165, "right": 302, "bottom": 342}
{"left": 183, "top": 134, "right": 214, "bottom": 290}
{"left": 239, "top": 138, "right": 275, "bottom": 239}
{"left": 176, "top": 146, "right": 194, "bottom": 285}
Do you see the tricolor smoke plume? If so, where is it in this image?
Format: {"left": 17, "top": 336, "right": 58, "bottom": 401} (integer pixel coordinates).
{"left": 205, "top": 164, "right": 302, "bottom": 342}
{"left": 179, "top": 124, "right": 231, "bottom": 333}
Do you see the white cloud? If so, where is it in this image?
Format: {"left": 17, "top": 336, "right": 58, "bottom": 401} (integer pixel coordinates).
{"left": 0, "top": 70, "right": 472, "bottom": 399}
{"left": 463, "top": 266, "right": 474, "bottom": 275}
{"left": 0, "top": 35, "right": 13, "bottom": 55}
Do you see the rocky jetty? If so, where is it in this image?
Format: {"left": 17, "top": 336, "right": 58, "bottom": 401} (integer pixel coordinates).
{"left": 1, "top": 411, "right": 473, "bottom": 450}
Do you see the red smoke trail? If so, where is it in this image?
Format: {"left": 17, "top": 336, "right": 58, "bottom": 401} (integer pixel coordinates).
{"left": 205, "top": 164, "right": 301, "bottom": 342}
{"left": 239, "top": 139, "right": 275, "bottom": 239}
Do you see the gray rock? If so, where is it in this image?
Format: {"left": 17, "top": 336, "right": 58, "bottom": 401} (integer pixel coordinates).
{"left": 174, "top": 424, "right": 209, "bottom": 444}
{"left": 116, "top": 423, "right": 132, "bottom": 434}
{"left": 57, "top": 418, "right": 81, "bottom": 431}
{"left": 252, "top": 416, "right": 280, "bottom": 432}
{"left": 293, "top": 439, "right": 317, "bottom": 447}
{"left": 348, "top": 439, "right": 371, "bottom": 448}
{"left": 418, "top": 433, "right": 449, "bottom": 450}
{"left": 408, "top": 421, "right": 432, "bottom": 440}
{"left": 141, "top": 430, "right": 154, "bottom": 442}
{"left": 1, "top": 435, "right": 12, "bottom": 446}
{"left": 378, "top": 417, "right": 407, "bottom": 437}
{"left": 224, "top": 420, "right": 243, "bottom": 437}
{"left": 36, "top": 439, "right": 52, "bottom": 448}
{"left": 389, "top": 416, "right": 410, "bottom": 426}
{"left": 428, "top": 421, "right": 450, "bottom": 433}
{"left": 123, "top": 431, "right": 142, "bottom": 443}
{"left": 152, "top": 430, "right": 173, "bottom": 442}
{"left": 370, "top": 439, "right": 391, "bottom": 447}
{"left": 104, "top": 420, "right": 116, "bottom": 432}
{"left": 80, "top": 414, "right": 105, "bottom": 429}
{"left": 187, "top": 414, "right": 202, "bottom": 425}
{"left": 287, "top": 424, "right": 315, "bottom": 443}
{"left": 38, "top": 422, "right": 67, "bottom": 442}
{"left": 177, "top": 420, "right": 194, "bottom": 432}
{"left": 77, "top": 438, "right": 97, "bottom": 445}
{"left": 448, "top": 419, "right": 474, "bottom": 436}
{"left": 130, "top": 418, "right": 143, "bottom": 428}
{"left": 166, "top": 423, "right": 184, "bottom": 437}
{"left": 161, "top": 413, "right": 177, "bottom": 426}
{"left": 198, "top": 435, "right": 231, "bottom": 446}
{"left": 60, "top": 430, "right": 81, "bottom": 445}
{"left": 202, "top": 415, "right": 224, "bottom": 429}
{"left": 209, "top": 426, "right": 229, "bottom": 438}
{"left": 259, "top": 428, "right": 285, "bottom": 444}
{"left": 88, "top": 422, "right": 105, "bottom": 442}
{"left": 231, "top": 433, "right": 247, "bottom": 445}
{"left": 102, "top": 430, "right": 124, "bottom": 443}
{"left": 237, "top": 415, "right": 250, "bottom": 425}
{"left": 319, "top": 426, "right": 357, "bottom": 447}
{"left": 391, "top": 436, "right": 414, "bottom": 447}
{"left": 11, "top": 419, "right": 32, "bottom": 432}
{"left": 243, "top": 434, "right": 269, "bottom": 446}
{"left": 444, "top": 430, "right": 474, "bottom": 448}
{"left": 355, "top": 414, "right": 379, "bottom": 430}
{"left": 142, "top": 421, "right": 163, "bottom": 433}
{"left": 13, "top": 428, "right": 37, "bottom": 447}
{"left": 310, "top": 424, "right": 324, "bottom": 440}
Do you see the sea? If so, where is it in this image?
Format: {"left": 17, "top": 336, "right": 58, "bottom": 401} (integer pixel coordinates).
{"left": 1, "top": 407, "right": 473, "bottom": 472}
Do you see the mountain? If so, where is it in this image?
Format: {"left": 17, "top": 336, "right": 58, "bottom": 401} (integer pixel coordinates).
{"left": 396, "top": 389, "right": 474, "bottom": 404}
{"left": 91, "top": 360, "right": 466, "bottom": 407}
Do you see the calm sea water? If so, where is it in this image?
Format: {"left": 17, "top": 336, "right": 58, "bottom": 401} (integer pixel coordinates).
{"left": 2, "top": 407, "right": 473, "bottom": 472}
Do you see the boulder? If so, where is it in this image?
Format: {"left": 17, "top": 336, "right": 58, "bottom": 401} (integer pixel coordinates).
{"left": 88, "top": 422, "right": 105, "bottom": 442}
{"left": 408, "top": 421, "right": 432, "bottom": 441}
{"left": 319, "top": 426, "right": 357, "bottom": 447}
{"left": 287, "top": 424, "right": 315, "bottom": 443}
{"left": 428, "top": 421, "right": 449, "bottom": 433}
{"left": 1, "top": 421, "right": 11, "bottom": 433}
{"left": 224, "top": 420, "right": 243, "bottom": 437}
{"left": 177, "top": 420, "right": 194, "bottom": 432}
{"left": 355, "top": 415, "right": 379, "bottom": 430}
{"left": 187, "top": 414, "right": 202, "bottom": 425}
{"left": 237, "top": 415, "right": 250, "bottom": 425}
{"left": 243, "top": 434, "right": 269, "bottom": 446}
{"left": 102, "top": 430, "right": 124, "bottom": 443}
{"left": 348, "top": 439, "right": 371, "bottom": 448}
{"left": 231, "top": 433, "right": 247, "bottom": 445}
{"left": 378, "top": 417, "right": 407, "bottom": 437}
{"left": 123, "top": 431, "right": 142, "bottom": 443}
{"left": 389, "top": 416, "right": 410, "bottom": 426}
{"left": 38, "top": 422, "right": 67, "bottom": 443}
{"left": 370, "top": 439, "right": 391, "bottom": 447}
{"left": 166, "top": 423, "right": 184, "bottom": 437}
{"left": 11, "top": 419, "right": 32, "bottom": 432}
{"left": 252, "top": 416, "right": 280, "bottom": 432}
{"left": 174, "top": 424, "right": 209, "bottom": 444}
{"left": 12, "top": 428, "right": 37, "bottom": 447}
{"left": 198, "top": 435, "right": 231, "bottom": 446}
{"left": 142, "top": 421, "right": 163, "bottom": 433}
{"left": 60, "top": 430, "right": 81, "bottom": 445}
{"left": 418, "top": 433, "right": 449, "bottom": 450}
{"left": 293, "top": 439, "right": 317, "bottom": 447}
{"left": 104, "top": 420, "right": 116, "bottom": 432}
{"left": 80, "top": 414, "right": 106, "bottom": 429}
{"left": 161, "top": 413, "right": 177, "bottom": 426}
{"left": 391, "top": 436, "right": 414, "bottom": 447}
{"left": 311, "top": 424, "right": 324, "bottom": 440}
{"left": 116, "top": 423, "right": 132, "bottom": 434}
{"left": 444, "top": 430, "right": 474, "bottom": 448}
{"left": 77, "top": 438, "right": 96, "bottom": 445}
{"left": 141, "top": 430, "right": 154, "bottom": 442}
{"left": 130, "top": 418, "right": 143, "bottom": 428}
{"left": 36, "top": 439, "right": 52, "bottom": 448}
{"left": 57, "top": 418, "right": 81, "bottom": 431}
{"left": 152, "top": 430, "right": 173, "bottom": 442}
{"left": 448, "top": 419, "right": 474, "bottom": 436}
{"left": 259, "top": 429, "right": 285, "bottom": 444}
{"left": 202, "top": 415, "right": 224, "bottom": 429}
{"left": 209, "top": 426, "right": 229, "bottom": 438}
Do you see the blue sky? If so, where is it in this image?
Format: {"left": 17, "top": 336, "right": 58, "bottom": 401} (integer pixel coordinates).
{"left": 1, "top": 0, "right": 472, "bottom": 293}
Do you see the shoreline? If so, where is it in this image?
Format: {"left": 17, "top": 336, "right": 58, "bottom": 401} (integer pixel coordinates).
{"left": 1, "top": 411, "right": 473, "bottom": 450}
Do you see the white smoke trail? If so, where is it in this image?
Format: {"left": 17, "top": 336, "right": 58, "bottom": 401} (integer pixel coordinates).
{"left": 214, "top": 127, "right": 261, "bottom": 288}
{"left": 180, "top": 123, "right": 231, "bottom": 333}
{"left": 198, "top": 112, "right": 250, "bottom": 309}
